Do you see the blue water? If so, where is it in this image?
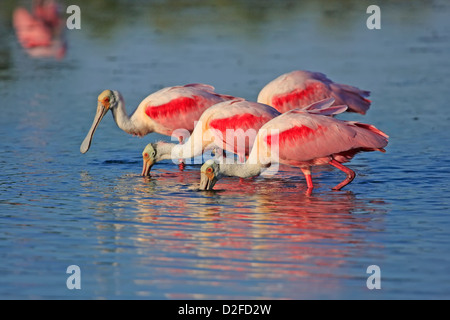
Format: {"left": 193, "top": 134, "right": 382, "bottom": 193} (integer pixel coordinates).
{"left": 0, "top": 0, "right": 449, "bottom": 299}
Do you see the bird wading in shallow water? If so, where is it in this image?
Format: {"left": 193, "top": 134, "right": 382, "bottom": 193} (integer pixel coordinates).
{"left": 199, "top": 98, "right": 388, "bottom": 193}
{"left": 80, "top": 84, "right": 236, "bottom": 155}
{"left": 141, "top": 99, "right": 280, "bottom": 176}
{"left": 257, "top": 70, "right": 371, "bottom": 115}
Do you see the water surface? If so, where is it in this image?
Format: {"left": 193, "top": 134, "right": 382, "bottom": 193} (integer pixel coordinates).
{"left": 0, "top": 0, "right": 449, "bottom": 299}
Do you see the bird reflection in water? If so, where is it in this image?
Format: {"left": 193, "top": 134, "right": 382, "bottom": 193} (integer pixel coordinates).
{"left": 13, "top": 0, "right": 66, "bottom": 59}
{"left": 80, "top": 165, "right": 386, "bottom": 298}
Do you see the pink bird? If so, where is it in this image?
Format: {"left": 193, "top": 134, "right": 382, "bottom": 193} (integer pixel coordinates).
{"left": 13, "top": 0, "right": 66, "bottom": 59}
{"left": 141, "top": 99, "right": 280, "bottom": 176}
{"left": 257, "top": 70, "right": 371, "bottom": 115}
{"left": 32, "top": 0, "right": 61, "bottom": 30}
{"left": 80, "top": 84, "right": 236, "bottom": 154}
{"left": 199, "top": 98, "right": 388, "bottom": 192}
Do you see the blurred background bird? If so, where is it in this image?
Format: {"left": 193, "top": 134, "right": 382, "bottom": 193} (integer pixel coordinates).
{"left": 13, "top": 0, "right": 66, "bottom": 59}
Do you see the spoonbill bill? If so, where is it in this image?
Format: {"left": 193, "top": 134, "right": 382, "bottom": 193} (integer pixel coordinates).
{"left": 199, "top": 98, "right": 388, "bottom": 192}
{"left": 141, "top": 99, "right": 280, "bottom": 176}
{"left": 257, "top": 70, "right": 371, "bottom": 115}
{"left": 80, "top": 84, "right": 236, "bottom": 154}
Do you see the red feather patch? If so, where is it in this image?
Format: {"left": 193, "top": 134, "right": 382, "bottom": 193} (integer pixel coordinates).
{"left": 145, "top": 96, "right": 203, "bottom": 120}
{"left": 271, "top": 83, "right": 328, "bottom": 109}
{"left": 209, "top": 113, "right": 271, "bottom": 133}
{"left": 265, "top": 125, "right": 326, "bottom": 146}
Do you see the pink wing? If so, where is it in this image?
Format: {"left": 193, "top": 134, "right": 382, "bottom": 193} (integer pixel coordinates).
{"left": 183, "top": 83, "right": 216, "bottom": 92}
{"left": 13, "top": 8, "right": 52, "bottom": 48}
{"left": 33, "top": 0, "right": 61, "bottom": 29}
{"left": 183, "top": 84, "right": 236, "bottom": 100}
{"left": 258, "top": 71, "right": 331, "bottom": 113}
{"left": 291, "top": 97, "right": 348, "bottom": 116}
{"left": 258, "top": 70, "right": 371, "bottom": 115}
{"left": 142, "top": 85, "right": 236, "bottom": 133}
{"left": 13, "top": 3, "right": 66, "bottom": 59}
{"left": 261, "top": 112, "right": 388, "bottom": 166}
{"left": 307, "top": 70, "right": 371, "bottom": 115}
{"left": 207, "top": 100, "right": 280, "bottom": 156}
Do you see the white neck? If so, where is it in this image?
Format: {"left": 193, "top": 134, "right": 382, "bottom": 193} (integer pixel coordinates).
{"left": 156, "top": 142, "right": 177, "bottom": 161}
{"left": 219, "top": 162, "right": 262, "bottom": 178}
{"left": 156, "top": 138, "right": 205, "bottom": 162}
{"left": 111, "top": 92, "right": 154, "bottom": 135}
{"left": 217, "top": 136, "right": 275, "bottom": 178}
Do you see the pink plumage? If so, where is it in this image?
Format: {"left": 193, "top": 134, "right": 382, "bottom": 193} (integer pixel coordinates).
{"left": 80, "top": 84, "right": 237, "bottom": 154}
{"left": 140, "top": 99, "right": 281, "bottom": 176}
{"left": 12, "top": 0, "right": 66, "bottom": 59}
{"left": 254, "top": 98, "right": 388, "bottom": 190}
{"left": 142, "top": 84, "right": 236, "bottom": 136}
{"left": 206, "top": 99, "right": 280, "bottom": 159}
{"left": 257, "top": 70, "right": 371, "bottom": 115}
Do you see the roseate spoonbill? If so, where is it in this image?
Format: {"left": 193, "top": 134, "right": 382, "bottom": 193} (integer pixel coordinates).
{"left": 13, "top": 0, "right": 66, "bottom": 59}
{"left": 33, "top": 0, "right": 61, "bottom": 29}
{"left": 80, "top": 84, "right": 236, "bottom": 154}
{"left": 199, "top": 98, "right": 388, "bottom": 192}
{"left": 141, "top": 99, "right": 280, "bottom": 176}
{"left": 257, "top": 70, "right": 371, "bottom": 115}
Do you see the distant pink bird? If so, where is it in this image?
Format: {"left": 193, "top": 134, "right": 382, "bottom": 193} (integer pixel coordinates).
{"left": 257, "top": 70, "right": 371, "bottom": 115}
{"left": 80, "top": 84, "right": 236, "bottom": 154}
{"left": 13, "top": 0, "right": 66, "bottom": 59}
{"left": 200, "top": 98, "right": 388, "bottom": 192}
{"left": 141, "top": 99, "right": 280, "bottom": 176}
{"left": 32, "top": 0, "right": 61, "bottom": 29}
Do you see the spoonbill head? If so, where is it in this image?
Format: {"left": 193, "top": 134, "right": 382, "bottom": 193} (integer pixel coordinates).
{"left": 80, "top": 90, "right": 119, "bottom": 154}
{"left": 141, "top": 143, "right": 158, "bottom": 176}
{"left": 199, "top": 160, "right": 221, "bottom": 191}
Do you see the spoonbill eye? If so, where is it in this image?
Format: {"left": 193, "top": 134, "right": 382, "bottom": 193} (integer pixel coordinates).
{"left": 144, "top": 153, "right": 149, "bottom": 158}
{"left": 206, "top": 167, "right": 213, "bottom": 173}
